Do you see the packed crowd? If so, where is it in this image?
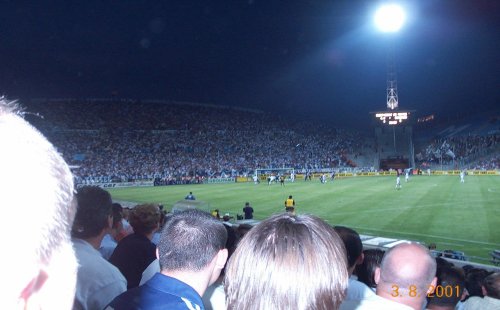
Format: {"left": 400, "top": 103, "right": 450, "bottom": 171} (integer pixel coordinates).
{"left": 417, "top": 134, "right": 500, "bottom": 167}
{"left": 25, "top": 99, "right": 368, "bottom": 184}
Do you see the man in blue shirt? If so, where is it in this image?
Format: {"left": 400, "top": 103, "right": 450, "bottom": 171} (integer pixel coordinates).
{"left": 106, "top": 209, "right": 228, "bottom": 310}
{"left": 185, "top": 191, "right": 196, "bottom": 200}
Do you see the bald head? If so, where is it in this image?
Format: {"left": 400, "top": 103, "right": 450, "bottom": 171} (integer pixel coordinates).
{"left": 379, "top": 243, "right": 436, "bottom": 291}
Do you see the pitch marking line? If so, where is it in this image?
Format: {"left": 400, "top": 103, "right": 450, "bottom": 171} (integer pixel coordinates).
{"left": 488, "top": 188, "right": 499, "bottom": 193}
{"left": 347, "top": 225, "right": 500, "bottom": 247}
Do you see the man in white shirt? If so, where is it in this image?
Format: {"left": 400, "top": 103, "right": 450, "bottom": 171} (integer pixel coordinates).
{"left": 72, "top": 186, "right": 127, "bottom": 309}
{"left": 462, "top": 272, "right": 500, "bottom": 310}
{"left": 335, "top": 226, "right": 376, "bottom": 304}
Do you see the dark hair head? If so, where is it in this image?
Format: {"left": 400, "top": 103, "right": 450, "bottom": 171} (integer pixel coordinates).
{"left": 158, "top": 209, "right": 227, "bottom": 272}
{"left": 355, "top": 248, "right": 385, "bottom": 289}
{"left": 427, "top": 266, "right": 465, "bottom": 307}
{"left": 111, "top": 203, "right": 123, "bottom": 228}
{"left": 483, "top": 272, "right": 500, "bottom": 299}
{"left": 73, "top": 186, "right": 112, "bottom": 239}
{"left": 465, "top": 268, "right": 490, "bottom": 297}
{"left": 129, "top": 204, "right": 161, "bottom": 235}
{"left": 334, "top": 226, "right": 363, "bottom": 268}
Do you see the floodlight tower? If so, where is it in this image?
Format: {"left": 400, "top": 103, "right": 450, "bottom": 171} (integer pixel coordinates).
{"left": 374, "top": 3, "right": 406, "bottom": 112}
{"left": 372, "top": 3, "right": 414, "bottom": 169}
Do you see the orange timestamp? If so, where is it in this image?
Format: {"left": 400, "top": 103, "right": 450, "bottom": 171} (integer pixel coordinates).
{"left": 391, "top": 284, "right": 461, "bottom": 298}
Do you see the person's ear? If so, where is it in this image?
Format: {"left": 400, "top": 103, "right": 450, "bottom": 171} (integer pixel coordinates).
{"left": 356, "top": 252, "right": 364, "bottom": 265}
{"left": 107, "top": 214, "right": 113, "bottom": 229}
{"left": 20, "top": 269, "right": 48, "bottom": 305}
{"left": 426, "top": 277, "right": 438, "bottom": 294}
{"left": 374, "top": 267, "right": 381, "bottom": 284}
{"left": 482, "top": 285, "right": 487, "bottom": 297}
{"left": 216, "top": 249, "right": 228, "bottom": 269}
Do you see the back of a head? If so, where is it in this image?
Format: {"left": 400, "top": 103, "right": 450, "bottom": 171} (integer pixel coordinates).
{"left": 225, "top": 213, "right": 348, "bottom": 310}
{"left": 379, "top": 242, "right": 436, "bottom": 293}
{"left": 72, "top": 186, "right": 113, "bottom": 239}
{"left": 465, "top": 268, "right": 489, "bottom": 297}
{"left": 427, "top": 266, "right": 465, "bottom": 309}
{"left": 158, "top": 209, "right": 227, "bottom": 271}
{"left": 483, "top": 272, "right": 500, "bottom": 300}
{"left": 355, "top": 248, "right": 385, "bottom": 289}
{"left": 111, "top": 203, "right": 124, "bottom": 229}
{"left": 0, "top": 100, "right": 77, "bottom": 309}
{"left": 334, "top": 226, "right": 363, "bottom": 270}
{"left": 129, "top": 203, "right": 161, "bottom": 235}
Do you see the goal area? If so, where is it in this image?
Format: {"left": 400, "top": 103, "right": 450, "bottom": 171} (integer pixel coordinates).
{"left": 254, "top": 168, "right": 295, "bottom": 180}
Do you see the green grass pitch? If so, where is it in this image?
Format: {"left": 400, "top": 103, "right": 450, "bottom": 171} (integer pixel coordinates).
{"left": 108, "top": 175, "right": 500, "bottom": 263}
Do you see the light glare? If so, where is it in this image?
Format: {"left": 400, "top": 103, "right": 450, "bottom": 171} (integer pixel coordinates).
{"left": 374, "top": 4, "right": 406, "bottom": 32}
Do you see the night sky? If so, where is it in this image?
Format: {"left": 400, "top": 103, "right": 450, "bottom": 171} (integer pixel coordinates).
{"left": 1, "top": 0, "right": 498, "bottom": 126}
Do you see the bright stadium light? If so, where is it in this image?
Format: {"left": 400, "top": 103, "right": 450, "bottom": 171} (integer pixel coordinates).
{"left": 374, "top": 4, "right": 406, "bottom": 33}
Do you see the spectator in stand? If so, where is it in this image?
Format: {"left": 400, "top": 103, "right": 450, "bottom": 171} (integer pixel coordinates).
{"left": 335, "top": 226, "right": 376, "bottom": 303}
{"left": 118, "top": 207, "right": 133, "bottom": 240}
{"left": 426, "top": 266, "right": 465, "bottom": 310}
{"left": 462, "top": 272, "right": 500, "bottom": 309}
{"left": 99, "top": 203, "right": 124, "bottom": 260}
{"left": 25, "top": 99, "right": 368, "bottom": 183}
{"left": 242, "top": 202, "right": 254, "bottom": 219}
{"left": 355, "top": 249, "right": 385, "bottom": 291}
{"left": 72, "top": 186, "right": 127, "bottom": 309}
{"left": 225, "top": 213, "right": 349, "bottom": 310}
{"left": 107, "top": 209, "right": 228, "bottom": 310}
{"left": 0, "top": 99, "right": 78, "bottom": 310}
{"left": 110, "top": 203, "right": 161, "bottom": 289}
{"left": 341, "top": 242, "right": 437, "bottom": 310}
{"left": 455, "top": 267, "right": 491, "bottom": 309}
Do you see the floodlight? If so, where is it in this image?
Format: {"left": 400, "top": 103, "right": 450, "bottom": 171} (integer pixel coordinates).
{"left": 374, "top": 4, "right": 406, "bottom": 33}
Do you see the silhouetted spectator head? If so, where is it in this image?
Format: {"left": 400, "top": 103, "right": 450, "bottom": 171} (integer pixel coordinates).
{"left": 465, "top": 268, "right": 490, "bottom": 298}
{"left": 427, "top": 266, "right": 465, "bottom": 309}
{"left": 334, "top": 226, "right": 364, "bottom": 274}
{"left": 435, "top": 257, "right": 454, "bottom": 270}
{"left": 129, "top": 204, "right": 161, "bottom": 235}
{"left": 482, "top": 272, "right": 500, "bottom": 299}
{"left": 111, "top": 203, "right": 124, "bottom": 230}
{"left": 355, "top": 248, "right": 385, "bottom": 289}
{"left": 0, "top": 99, "right": 77, "bottom": 309}
{"left": 225, "top": 213, "right": 348, "bottom": 310}
{"left": 236, "top": 223, "right": 253, "bottom": 238}
{"left": 72, "top": 186, "right": 113, "bottom": 239}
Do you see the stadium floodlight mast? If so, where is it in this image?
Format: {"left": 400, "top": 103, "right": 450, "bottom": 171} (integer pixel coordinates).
{"left": 372, "top": 3, "right": 410, "bottom": 126}
{"left": 372, "top": 3, "right": 411, "bottom": 157}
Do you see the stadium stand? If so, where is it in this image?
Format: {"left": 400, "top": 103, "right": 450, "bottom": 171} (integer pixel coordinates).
{"left": 24, "top": 98, "right": 371, "bottom": 184}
